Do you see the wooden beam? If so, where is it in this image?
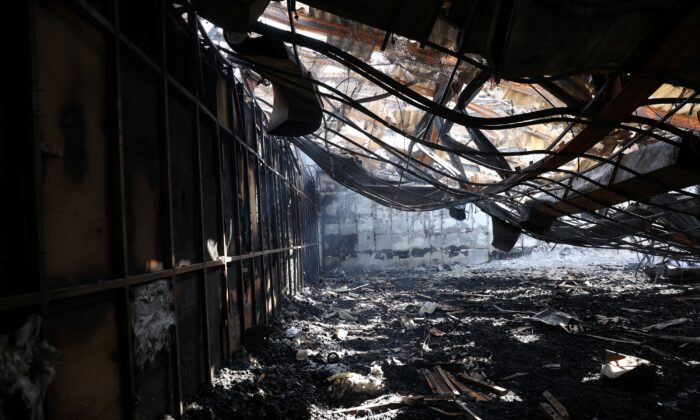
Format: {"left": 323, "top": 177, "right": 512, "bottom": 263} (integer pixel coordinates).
{"left": 636, "top": 105, "right": 700, "bottom": 132}
{"left": 457, "top": 373, "right": 507, "bottom": 395}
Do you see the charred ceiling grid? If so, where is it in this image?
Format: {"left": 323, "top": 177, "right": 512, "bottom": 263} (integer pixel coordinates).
{"left": 199, "top": 0, "right": 700, "bottom": 261}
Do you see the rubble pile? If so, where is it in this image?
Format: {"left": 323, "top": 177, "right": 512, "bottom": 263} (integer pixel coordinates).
{"left": 184, "top": 262, "right": 700, "bottom": 419}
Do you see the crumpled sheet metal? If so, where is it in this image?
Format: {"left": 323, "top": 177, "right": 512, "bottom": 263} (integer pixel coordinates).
{"left": 131, "top": 280, "right": 176, "bottom": 370}
{"left": 532, "top": 308, "right": 582, "bottom": 333}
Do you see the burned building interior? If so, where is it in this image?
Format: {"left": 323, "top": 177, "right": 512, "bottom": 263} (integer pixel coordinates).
{"left": 2, "top": 0, "right": 700, "bottom": 419}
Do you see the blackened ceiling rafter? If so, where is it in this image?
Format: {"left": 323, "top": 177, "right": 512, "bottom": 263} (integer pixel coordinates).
{"left": 221, "top": 26, "right": 687, "bottom": 165}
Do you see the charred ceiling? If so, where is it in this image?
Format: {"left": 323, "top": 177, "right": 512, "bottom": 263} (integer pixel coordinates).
{"left": 192, "top": 0, "right": 700, "bottom": 260}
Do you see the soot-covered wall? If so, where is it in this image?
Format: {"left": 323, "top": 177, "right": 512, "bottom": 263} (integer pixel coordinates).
{"left": 0, "top": 1, "right": 320, "bottom": 419}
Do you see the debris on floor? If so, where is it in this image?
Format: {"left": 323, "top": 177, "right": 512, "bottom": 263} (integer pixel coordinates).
{"left": 418, "top": 301, "right": 438, "bottom": 315}
{"left": 285, "top": 327, "right": 303, "bottom": 339}
{"left": 337, "top": 309, "right": 356, "bottom": 322}
{"left": 183, "top": 263, "right": 700, "bottom": 419}
{"left": 642, "top": 317, "right": 689, "bottom": 331}
{"left": 456, "top": 373, "right": 507, "bottom": 396}
{"left": 500, "top": 372, "right": 529, "bottom": 381}
{"left": 600, "top": 350, "right": 654, "bottom": 388}
{"left": 532, "top": 308, "right": 583, "bottom": 333}
{"left": 328, "top": 365, "right": 385, "bottom": 398}
{"left": 399, "top": 315, "right": 417, "bottom": 330}
{"left": 539, "top": 390, "right": 569, "bottom": 420}
{"left": 429, "top": 327, "right": 447, "bottom": 337}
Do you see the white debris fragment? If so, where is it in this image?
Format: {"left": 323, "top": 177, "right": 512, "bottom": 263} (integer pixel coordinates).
{"left": 542, "top": 364, "right": 561, "bottom": 369}
{"left": 600, "top": 350, "right": 652, "bottom": 381}
{"left": 418, "top": 302, "right": 437, "bottom": 315}
{"left": 328, "top": 365, "right": 385, "bottom": 397}
{"left": 642, "top": 317, "right": 689, "bottom": 331}
{"left": 285, "top": 327, "right": 302, "bottom": 339}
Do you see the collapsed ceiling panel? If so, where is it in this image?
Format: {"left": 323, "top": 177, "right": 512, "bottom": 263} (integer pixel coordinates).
{"left": 194, "top": 0, "right": 700, "bottom": 261}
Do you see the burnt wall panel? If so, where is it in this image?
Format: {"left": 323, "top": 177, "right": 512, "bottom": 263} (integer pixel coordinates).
{"left": 120, "top": 0, "right": 161, "bottom": 62}
{"left": 134, "top": 348, "right": 172, "bottom": 420}
{"left": 122, "top": 52, "right": 168, "bottom": 275}
{"left": 0, "top": 1, "right": 36, "bottom": 297}
{"left": 259, "top": 167, "right": 269, "bottom": 252}
{"left": 237, "top": 142, "right": 252, "bottom": 253}
{"left": 232, "top": 84, "right": 245, "bottom": 138}
{"left": 131, "top": 279, "right": 175, "bottom": 420}
{"left": 206, "top": 269, "right": 224, "bottom": 374}
{"left": 248, "top": 155, "right": 260, "bottom": 252}
{"left": 165, "top": 12, "right": 194, "bottom": 93}
{"left": 200, "top": 54, "right": 219, "bottom": 115}
{"left": 200, "top": 120, "right": 220, "bottom": 261}
{"left": 0, "top": 99, "right": 10, "bottom": 289}
{"left": 253, "top": 257, "right": 263, "bottom": 325}
{"left": 271, "top": 255, "right": 281, "bottom": 312}
{"left": 264, "top": 255, "right": 273, "bottom": 317}
{"left": 46, "top": 295, "right": 123, "bottom": 420}
{"left": 222, "top": 135, "right": 236, "bottom": 257}
{"left": 175, "top": 274, "right": 204, "bottom": 403}
{"left": 37, "top": 1, "right": 115, "bottom": 289}
{"left": 241, "top": 261, "right": 254, "bottom": 330}
{"left": 169, "top": 95, "right": 200, "bottom": 266}
{"left": 216, "top": 76, "right": 231, "bottom": 130}
{"left": 226, "top": 267, "right": 241, "bottom": 353}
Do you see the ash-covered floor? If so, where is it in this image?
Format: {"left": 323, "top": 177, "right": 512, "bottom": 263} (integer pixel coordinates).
{"left": 184, "top": 262, "right": 700, "bottom": 419}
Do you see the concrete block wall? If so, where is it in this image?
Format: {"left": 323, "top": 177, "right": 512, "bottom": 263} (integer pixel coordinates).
{"left": 319, "top": 175, "right": 497, "bottom": 270}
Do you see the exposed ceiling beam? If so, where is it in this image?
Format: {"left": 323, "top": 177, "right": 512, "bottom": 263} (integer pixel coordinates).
{"left": 521, "top": 137, "right": 700, "bottom": 224}
{"left": 490, "top": 11, "right": 700, "bottom": 193}
{"left": 262, "top": 6, "right": 454, "bottom": 67}
{"left": 635, "top": 106, "right": 700, "bottom": 132}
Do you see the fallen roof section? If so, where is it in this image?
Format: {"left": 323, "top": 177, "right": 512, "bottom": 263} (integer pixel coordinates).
{"left": 193, "top": 0, "right": 700, "bottom": 261}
